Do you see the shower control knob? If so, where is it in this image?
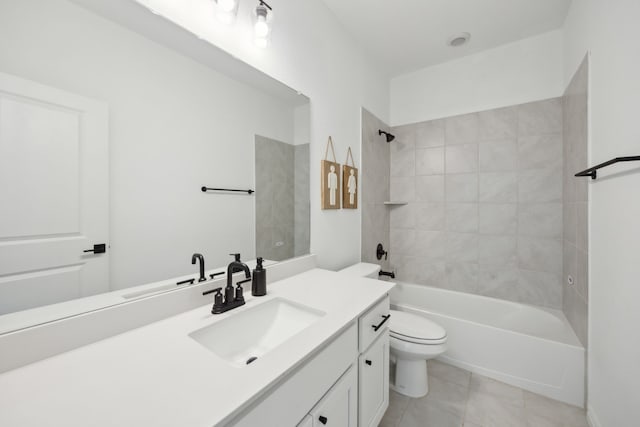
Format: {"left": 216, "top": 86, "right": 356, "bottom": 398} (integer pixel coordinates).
{"left": 376, "top": 243, "right": 388, "bottom": 260}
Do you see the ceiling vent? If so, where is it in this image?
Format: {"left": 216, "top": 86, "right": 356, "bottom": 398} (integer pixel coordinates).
{"left": 447, "top": 32, "right": 471, "bottom": 47}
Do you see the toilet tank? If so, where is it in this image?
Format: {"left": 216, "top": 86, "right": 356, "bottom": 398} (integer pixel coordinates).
{"left": 338, "top": 263, "right": 381, "bottom": 279}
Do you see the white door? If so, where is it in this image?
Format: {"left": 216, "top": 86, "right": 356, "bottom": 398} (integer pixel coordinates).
{"left": 0, "top": 72, "right": 109, "bottom": 315}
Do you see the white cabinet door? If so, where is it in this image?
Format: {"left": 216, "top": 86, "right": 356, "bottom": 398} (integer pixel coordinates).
{"left": 359, "top": 330, "right": 389, "bottom": 427}
{"left": 0, "top": 72, "right": 109, "bottom": 315}
{"left": 310, "top": 366, "right": 357, "bottom": 427}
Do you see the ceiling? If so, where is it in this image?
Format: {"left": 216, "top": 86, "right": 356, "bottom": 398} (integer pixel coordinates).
{"left": 321, "top": 0, "right": 572, "bottom": 77}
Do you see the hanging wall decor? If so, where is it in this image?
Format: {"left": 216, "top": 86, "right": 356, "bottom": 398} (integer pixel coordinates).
{"left": 321, "top": 136, "right": 341, "bottom": 209}
{"left": 342, "top": 147, "right": 358, "bottom": 209}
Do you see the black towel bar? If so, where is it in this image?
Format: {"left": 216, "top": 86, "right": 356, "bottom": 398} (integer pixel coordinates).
{"left": 201, "top": 186, "right": 254, "bottom": 194}
{"left": 575, "top": 156, "right": 640, "bottom": 180}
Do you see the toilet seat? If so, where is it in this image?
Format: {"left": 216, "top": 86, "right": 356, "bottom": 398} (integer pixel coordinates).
{"left": 389, "top": 310, "right": 447, "bottom": 345}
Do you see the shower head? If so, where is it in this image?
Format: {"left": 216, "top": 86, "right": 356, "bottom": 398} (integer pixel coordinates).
{"left": 378, "top": 130, "right": 395, "bottom": 143}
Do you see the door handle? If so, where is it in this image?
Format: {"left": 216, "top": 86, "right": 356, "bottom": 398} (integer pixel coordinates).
{"left": 318, "top": 415, "right": 328, "bottom": 425}
{"left": 83, "top": 243, "right": 106, "bottom": 254}
{"left": 365, "top": 360, "right": 372, "bottom": 366}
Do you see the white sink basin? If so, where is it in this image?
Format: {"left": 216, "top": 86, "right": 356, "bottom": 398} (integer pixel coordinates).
{"left": 189, "top": 298, "right": 325, "bottom": 367}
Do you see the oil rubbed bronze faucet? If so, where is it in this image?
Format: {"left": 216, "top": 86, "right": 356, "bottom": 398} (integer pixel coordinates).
{"left": 191, "top": 253, "right": 207, "bottom": 282}
{"left": 202, "top": 253, "right": 251, "bottom": 315}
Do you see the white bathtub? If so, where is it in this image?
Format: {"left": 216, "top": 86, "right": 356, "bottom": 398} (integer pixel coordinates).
{"left": 391, "top": 282, "right": 585, "bottom": 407}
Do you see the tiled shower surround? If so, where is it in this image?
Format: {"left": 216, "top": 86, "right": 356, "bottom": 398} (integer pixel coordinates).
{"left": 563, "top": 57, "right": 589, "bottom": 346}
{"left": 361, "top": 108, "right": 391, "bottom": 270}
{"left": 255, "top": 135, "right": 310, "bottom": 261}
{"left": 388, "top": 99, "right": 565, "bottom": 308}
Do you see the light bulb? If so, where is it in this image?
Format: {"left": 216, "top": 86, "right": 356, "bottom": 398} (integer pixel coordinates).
{"left": 217, "top": 0, "right": 236, "bottom": 13}
{"left": 254, "top": 16, "right": 269, "bottom": 38}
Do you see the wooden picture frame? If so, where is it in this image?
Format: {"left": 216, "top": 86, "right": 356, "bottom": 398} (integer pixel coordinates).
{"left": 321, "top": 137, "right": 341, "bottom": 209}
{"left": 342, "top": 147, "right": 358, "bottom": 209}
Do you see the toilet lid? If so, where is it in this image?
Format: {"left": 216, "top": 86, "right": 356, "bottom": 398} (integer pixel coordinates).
{"left": 389, "top": 310, "right": 447, "bottom": 343}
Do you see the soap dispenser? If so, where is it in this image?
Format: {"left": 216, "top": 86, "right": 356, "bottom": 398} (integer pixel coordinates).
{"left": 252, "top": 257, "right": 267, "bottom": 296}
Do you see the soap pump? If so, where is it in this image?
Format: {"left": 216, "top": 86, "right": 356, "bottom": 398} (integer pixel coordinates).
{"left": 252, "top": 257, "right": 267, "bottom": 296}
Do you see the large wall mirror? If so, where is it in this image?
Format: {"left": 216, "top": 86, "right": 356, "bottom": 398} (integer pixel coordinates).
{"left": 0, "top": 0, "right": 310, "bottom": 333}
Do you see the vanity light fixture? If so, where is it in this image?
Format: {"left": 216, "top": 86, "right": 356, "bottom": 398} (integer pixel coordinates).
{"left": 215, "top": 0, "right": 240, "bottom": 24}
{"left": 253, "top": 0, "right": 273, "bottom": 48}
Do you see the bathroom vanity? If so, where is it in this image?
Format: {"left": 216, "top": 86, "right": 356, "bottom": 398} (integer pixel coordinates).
{"left": 0, "top": 268, "right": 394, "bottom": 427}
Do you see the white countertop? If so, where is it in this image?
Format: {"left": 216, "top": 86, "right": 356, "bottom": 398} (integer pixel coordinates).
{"left": 0, "top": 269, "right": 394, "bottom": 426}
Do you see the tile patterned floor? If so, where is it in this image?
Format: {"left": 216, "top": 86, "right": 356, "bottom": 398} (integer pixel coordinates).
{"left": 380, "top": 360, "right": 589, "bottom": 427}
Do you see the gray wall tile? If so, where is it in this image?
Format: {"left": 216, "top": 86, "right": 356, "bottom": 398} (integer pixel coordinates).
{"left": 445, "top": 113, "right": 479, "bottom": 144}
{"left": 361, "top": 109, "right": 390, "bottom": 269}
{"left": 518, "top": 169, "right": 562, "bottom": 203}
{"left": 446, "top": 262, "right": 479, "bottom": 292}
{"left": 390, "top": 148, "right": 416, "bottom": 177}
{"left": 478, "top": 235, "right": 517, "bottom": 266}
{"left": 518, "top": 134, "right": 563, "bottom": 171}
{"left": 518, "top": 237, "right": 562, "bottom": 273}
{"left": 518, "top": 203, "right": 563, "bottom": 238}
{"left": 415, "top": 203, "right": 446, "bottom": 230}
{"left": 446, "top": 144, "right": 479, "bottom": 173}
{"left": 446, "top": 233, "right": 478, "bottom": 263}
{"left": 415, "top": 119, "right": 445, "bottom": 148}
{"left": 446, "top": 203, "right": 478, "bottom": 233}
{"left": 390, "top": 204, "right": 415, "bottom": 229}
{"left": 446, "top": 174, "right": 478, "bottom": 202}
{"left": 416, "top": 175, "right": 445, "bottom": 202}
{"left": 562, "top": 57, "right": 589, "bottom": 346}
{"left": 479, "top": 172, "right": 518, "bottom": 203}
{"left": 416, "top": 147, "right": 445, "bottom": 175}
{"left": 518, "top": 98, "right": 562, "bottom": 136}
{"left": 415, "top": 231, "right": 447, "bottom": 260}
{"left": 479, "top": 139, "right": 518, "bottom": 172}
{"left": 384, "top": 97, "right": 567, "bottom": 309}
{"left": 478, "top": 106, "right": 518, "bottom": 141}
{"left": 479, "top": 204, "right": 517, "bottom": 235}
{"left": 391, "top": 176, "right": 416, "bottom": 201}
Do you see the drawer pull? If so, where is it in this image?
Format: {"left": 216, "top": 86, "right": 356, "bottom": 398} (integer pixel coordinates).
{"left": 319, "top": 415, "right": 328, "bottom": 424}
{"left": 365, "top": 360, "right": 372, "bottom": 366}
{"left": 371, "top": 314, "right": 391, "bottom": 332}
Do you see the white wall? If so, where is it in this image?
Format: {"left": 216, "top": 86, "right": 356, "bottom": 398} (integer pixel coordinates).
{"left": 390, "top": 30, "right": 564, "bottom": 126}
{"left": 563, "top": 1, "right": 640, "bottom": 425}
{"left": 0, "top": 0, "right": 296, "bottom": 289}
{"left": 294, "top": 104, "right": 311, "bottom": 146}
{"left": 131, "top": 0, "right": 390, "bottom": 270}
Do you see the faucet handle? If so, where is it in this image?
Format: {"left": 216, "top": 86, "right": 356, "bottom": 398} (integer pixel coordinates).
{"left": 229, "top": 253, "right": 241, "bottom": 261}
{"left": 209, "top": 271, "right": 225, "bottom": 280}
{"left": 203, "top": 287, "right": 224, "bottom": 313}
{"left": 202, "top": 287, "right": 222, "bottom": 296}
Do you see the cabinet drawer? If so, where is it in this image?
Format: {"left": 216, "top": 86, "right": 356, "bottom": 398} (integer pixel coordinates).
{"left": 358, "top": 296, "right": 390, "bottom": 353}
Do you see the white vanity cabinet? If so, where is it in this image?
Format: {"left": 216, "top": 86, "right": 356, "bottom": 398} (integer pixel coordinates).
{"left": 357, "top": 297, "right": 390, "bottom": 427}
{"left": 233, "top": 295, "right": 391, "bottom": 427}
{"left": 308, "top": 366, "right": 358, "bottom": 427}
{"left": 358, "top": 331, "right": 389, "bottom": 427}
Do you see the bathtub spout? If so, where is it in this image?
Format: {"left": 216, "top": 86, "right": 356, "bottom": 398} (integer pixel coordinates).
{"left": 379, "top": 270, "right": 395, "bottom": 279}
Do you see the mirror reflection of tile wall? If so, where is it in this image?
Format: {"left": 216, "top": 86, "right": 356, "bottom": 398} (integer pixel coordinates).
{"left": 255, "top": 136, "right": 309, "bottom": 261}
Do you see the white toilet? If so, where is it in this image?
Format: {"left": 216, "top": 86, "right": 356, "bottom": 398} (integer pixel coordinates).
{"left": 338, "top": 263, "right": 448, "bottom": 398}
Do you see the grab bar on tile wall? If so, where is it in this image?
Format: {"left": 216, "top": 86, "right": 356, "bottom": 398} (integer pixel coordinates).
{"left": 575, "top": 156, "right": 640, "bottom": 180}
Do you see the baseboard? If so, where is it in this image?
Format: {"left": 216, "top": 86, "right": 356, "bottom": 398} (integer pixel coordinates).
{"left": 586, "top": 404, "right": 601, "bottom": 427}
